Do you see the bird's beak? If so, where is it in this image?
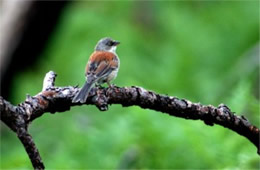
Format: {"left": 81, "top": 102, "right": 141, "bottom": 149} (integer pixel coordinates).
{"left": 113, "top": 41, "right": 120, "bottom": 46}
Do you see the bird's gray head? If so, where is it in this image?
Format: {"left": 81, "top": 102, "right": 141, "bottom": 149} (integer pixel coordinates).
{"left": 95, "top": 37, "right": 120, "bottom": 53}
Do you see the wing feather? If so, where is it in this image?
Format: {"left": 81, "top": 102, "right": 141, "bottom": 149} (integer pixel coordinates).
{"left": 85, "top": 51, "right": 118, "bottom": 82}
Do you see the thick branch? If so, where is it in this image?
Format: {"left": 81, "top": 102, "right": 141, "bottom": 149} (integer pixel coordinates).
{"left": 17, "top": 128, "right": 44, "bottom": 169}
{"left": 0, "top": 98, "right": 44, "bottom": 169}
{"left": 0, "top": 71, "right": 259, "bottom": 169}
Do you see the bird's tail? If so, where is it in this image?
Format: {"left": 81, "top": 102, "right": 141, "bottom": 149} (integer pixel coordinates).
{"left": 72, "top": 81, "right": 94, "bottom": 103}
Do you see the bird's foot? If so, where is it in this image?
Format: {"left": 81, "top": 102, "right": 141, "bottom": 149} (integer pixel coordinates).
{"left": 95, "top": 83, "right": 103, "bottom": 88}
{"left": 108, "top": 83, "right": 115, "bottom": 88}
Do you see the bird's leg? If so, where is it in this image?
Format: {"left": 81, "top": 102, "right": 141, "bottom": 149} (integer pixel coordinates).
{"left": 95, "top": 83, "right": 103, "bottom": 88}
{"left": 107, "top": 82, "right": 115, "bottom": 88}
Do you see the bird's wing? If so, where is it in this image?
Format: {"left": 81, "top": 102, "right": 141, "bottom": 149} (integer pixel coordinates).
{"left": 86, "top": 51, "right": 118, "bottom": 82}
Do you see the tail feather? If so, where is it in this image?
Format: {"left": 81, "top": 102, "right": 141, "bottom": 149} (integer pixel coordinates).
{"left": 72, "top": 81, "right": 94, "bottom": 103}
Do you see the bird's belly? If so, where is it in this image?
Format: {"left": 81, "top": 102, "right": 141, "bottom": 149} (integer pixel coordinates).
{"left": 107, "top": 69, "right": 118, "bottom": 82}
{"left": 97, "top": 69, "right": 118, "bottom": 84}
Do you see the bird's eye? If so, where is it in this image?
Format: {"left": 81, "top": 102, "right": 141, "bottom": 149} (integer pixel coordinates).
{"left": 107, "top": 41, "right": 113, "bottom": 46}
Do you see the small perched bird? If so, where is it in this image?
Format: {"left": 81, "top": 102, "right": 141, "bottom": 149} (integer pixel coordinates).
{"left": 72, "top": 37, "right": 120, "bottom": 103}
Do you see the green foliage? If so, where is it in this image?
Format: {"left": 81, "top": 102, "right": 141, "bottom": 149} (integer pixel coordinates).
{"left": 1, "top": 1, "right": 259, "bottom": 169}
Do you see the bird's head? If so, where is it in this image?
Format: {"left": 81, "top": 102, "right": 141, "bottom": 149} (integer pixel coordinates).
{"left": 95, "top": 37, "right": 120, "bottom": 53}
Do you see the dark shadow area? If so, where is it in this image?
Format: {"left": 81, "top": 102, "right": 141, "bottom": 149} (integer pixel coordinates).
{"left": 0, "top": 1, "right": 68, "bottom": 99}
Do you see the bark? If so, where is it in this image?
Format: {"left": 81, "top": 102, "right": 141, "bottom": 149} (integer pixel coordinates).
{"left": 1, "top": 71, "right": 259, "bottom": 169}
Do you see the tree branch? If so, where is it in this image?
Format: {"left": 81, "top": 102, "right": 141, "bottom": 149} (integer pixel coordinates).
{"left": 1, "top": 71, "right": 259, "bottom": 169}
{"left": 0, "top": 97, "right": 44, "bottom": 169}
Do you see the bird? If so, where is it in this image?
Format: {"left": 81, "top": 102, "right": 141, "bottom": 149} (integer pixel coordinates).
{"left": 72, "top": 37, "right": 120, "bottom": 103}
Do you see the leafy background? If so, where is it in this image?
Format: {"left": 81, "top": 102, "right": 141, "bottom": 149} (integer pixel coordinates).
{"left": 1, "top": 1, "right": 259, "bottom": 169}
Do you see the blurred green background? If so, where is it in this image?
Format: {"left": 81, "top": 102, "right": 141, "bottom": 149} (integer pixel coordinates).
{"left": 1, "top": 1, "right": 260, "bottom": 169}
